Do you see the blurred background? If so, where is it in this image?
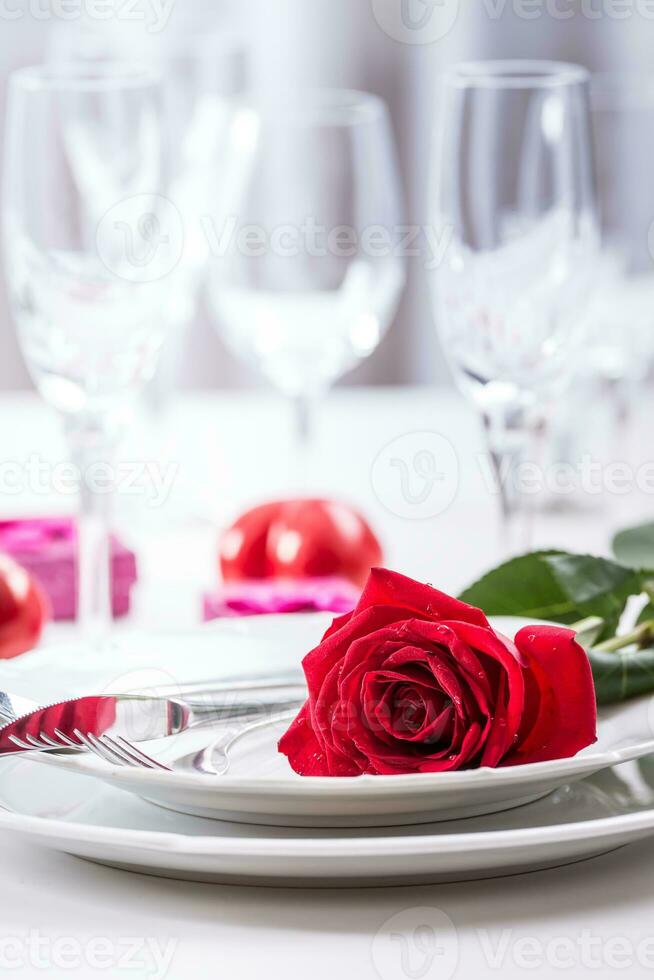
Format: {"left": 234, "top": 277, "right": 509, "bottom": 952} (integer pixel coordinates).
{"left": 2, "top": 0, "right": 654, "bottom": 641}
{"left": 1, "top": 0, "right": 652, "bottom": 395}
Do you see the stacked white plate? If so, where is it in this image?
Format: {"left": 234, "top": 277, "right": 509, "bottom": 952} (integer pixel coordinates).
{"left": 1, "top": 614, "right": 654, "bottom": 887}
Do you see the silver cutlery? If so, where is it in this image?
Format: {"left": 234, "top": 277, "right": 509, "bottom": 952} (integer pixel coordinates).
{"left": 0, "top": 675, "right": 306, "bottom": 756}
{"left": 4, "top": 706, "right": 303, "bottom": 777}
{"left": 5, "top": 709, "right": 298, "bottom": 776}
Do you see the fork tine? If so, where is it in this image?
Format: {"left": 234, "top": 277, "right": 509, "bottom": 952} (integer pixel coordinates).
{"left": 25, "top": 734, "right": 50, "bottom": 749}
{"left": 73, "top": 729, "right": 124, "bottom": 767}
{"left": 8, "top": 735, "right": 35, "bottom": 751}
{"left": 91, "top": 734, "right": 138, "bottom": 768}
{"left": 53, "top": 728, "right": 81, "bottom": 748}
{"left": 88, "top": 733, "right": 132, "bottom": 767}
{"left": 102, "top": 735, "right": 172, "bottom": 772}
{"left": 37, "top": 733, "right": 66, "bottom": 749}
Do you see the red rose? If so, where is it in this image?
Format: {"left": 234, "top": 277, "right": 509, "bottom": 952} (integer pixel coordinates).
{"left": 278, "top": 568, "right": 597, "bottom": 776}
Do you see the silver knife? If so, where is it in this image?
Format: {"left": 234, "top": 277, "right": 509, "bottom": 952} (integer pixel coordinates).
{"left": 0, "top": 677, "right": 306, "bottom": 754}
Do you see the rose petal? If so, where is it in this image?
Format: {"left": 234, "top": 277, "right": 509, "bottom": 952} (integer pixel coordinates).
{"left": 417, "top": 722, "right": 485, "bottom": 773}
{"left": 278, "top": 704, "right": 334, "bottom": 775}
{"left": 353, "top": 568, "right": 491, "bottom": 629}
{"left": 442, "top": 622, "right": 526, "bottom": 766}
{"left": 507, "top": 626, "right": 597, "bottom": 764}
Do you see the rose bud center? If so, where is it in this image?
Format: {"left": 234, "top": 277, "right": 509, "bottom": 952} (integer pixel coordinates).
{"left": 388, "top": 682, "right": 453, "bottom": 743}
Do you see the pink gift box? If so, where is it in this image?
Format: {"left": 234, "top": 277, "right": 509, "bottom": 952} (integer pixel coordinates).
{"left": 0, "top": 518, "right": 137, "bottom": 620}
{"left": 203, "top": 577, "right": 359, "bottom": 621}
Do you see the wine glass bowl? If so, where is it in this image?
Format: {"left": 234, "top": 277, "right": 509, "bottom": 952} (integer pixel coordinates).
{"left": 45, "top": 31, "right": 249, "bottom": 420}
{"left": 205, "top": 89, "right": 406, "bottom": 437}
{"left": 4, "top": 65, "right": 167, "bottom": 418}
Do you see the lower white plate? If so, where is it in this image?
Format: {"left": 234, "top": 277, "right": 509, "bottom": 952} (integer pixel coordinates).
{"left": 2, "top": 754, "right": 654, "bottom": 886}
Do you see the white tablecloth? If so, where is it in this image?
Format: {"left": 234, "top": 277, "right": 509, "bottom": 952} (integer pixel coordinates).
{"left": 1, "top": 386, "right": 653, "bottom": 980}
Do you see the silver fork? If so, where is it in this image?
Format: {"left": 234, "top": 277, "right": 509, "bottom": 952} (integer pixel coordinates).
{"left": 8, "top": 730, "right": 172, "bottom": 771}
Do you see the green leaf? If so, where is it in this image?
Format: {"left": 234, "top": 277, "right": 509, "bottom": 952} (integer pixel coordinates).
{"left": 613, "top": 522, "right": 654, "bottom": 570}
{"left": 459, "top": 551, "right": 576, "bottom": 621}
{"left": 544, "top": 554, "right": 642, "bottom": 639}
{"left": 589, "top": 647, "right": 654, "bottom": 705}
{"left": 459, "top": 551, "right": 642, "bottom": 640}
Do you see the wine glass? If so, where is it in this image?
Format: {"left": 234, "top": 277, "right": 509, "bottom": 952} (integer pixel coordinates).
{"left": 3, "top": 65, "right": 172, "bottom": 644}
{"left": 432, "top": 60, "right": 598, "bottom": 552}
{"left": 46, "top": 26, "right": 248, "bottom": 420}
{"left": 205, "top": 89, "right": 406, "bottom": 453}
{"left": 45, "top": 31, "right": 248, "bottom": 528}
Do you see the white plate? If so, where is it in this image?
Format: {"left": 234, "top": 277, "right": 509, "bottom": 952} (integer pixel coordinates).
{"left": 19, "top": 615, "right": 654, "bottom": 828}
{"left": 2, "top": 753, "right": 654, "bottom": 886}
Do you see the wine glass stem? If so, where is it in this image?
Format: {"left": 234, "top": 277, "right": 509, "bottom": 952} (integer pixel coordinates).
{"left": 78, "top": 481, "right": 112, "bottom": 644}
{"left": 483, "top": 409, "right": 539, "bottom": 559}
{"left": 67, "top": 421, "right": 115, "bottom": 647}
{"left": 293, "top": 394, "right": 312, "bottom": 448}
{"left": 289, "top": 394, "right": 316, "bottom": 492}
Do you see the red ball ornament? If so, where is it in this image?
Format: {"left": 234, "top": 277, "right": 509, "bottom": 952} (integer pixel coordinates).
{"left": 220, "top": 499, "right": 383, "bottom": 588}
{"left": 0, "top": 554, "right": 49, "bottom": 660}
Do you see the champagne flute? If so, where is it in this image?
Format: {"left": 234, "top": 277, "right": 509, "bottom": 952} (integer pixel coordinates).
{"left": 432, "top": 60, "right": 598, "bottom": 553}
{"left": 3, "top": 65, "right": 172, "bottom": 644}
{"left": 205, "top": 89, "right": 406, "bottom": 457}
